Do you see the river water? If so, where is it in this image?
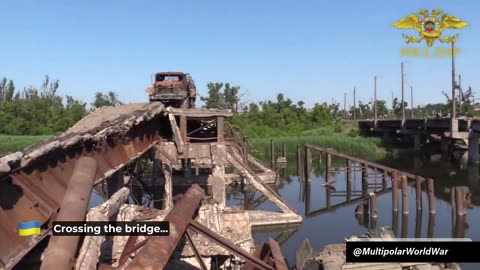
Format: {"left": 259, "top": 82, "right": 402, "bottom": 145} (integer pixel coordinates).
{"left": 87, "top": 148, "right": 480, "bottom": 269}
{"left": 226, "top": 149, "right": 480, "bottom": 269}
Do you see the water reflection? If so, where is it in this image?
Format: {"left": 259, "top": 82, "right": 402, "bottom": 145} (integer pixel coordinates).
{"left": 230, "top": 148, "right": 480, "bottom": 270}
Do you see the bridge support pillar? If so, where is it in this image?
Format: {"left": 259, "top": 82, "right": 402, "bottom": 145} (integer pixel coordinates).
{"left": 211, "top": 144, "right": 226, "bottom": 207}
{"left": 468, "top": 133, "right": 479, "bottom": 165}
{"left": 413, "top": 135, "right": 421, "bottom": 152}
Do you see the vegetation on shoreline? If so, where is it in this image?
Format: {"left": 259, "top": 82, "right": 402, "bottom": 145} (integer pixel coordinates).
{"left": 250, "top": 132, "right": 385, "bottom": 161}
{"left": 0, "top": 135, "right": 52, "bottom": 155}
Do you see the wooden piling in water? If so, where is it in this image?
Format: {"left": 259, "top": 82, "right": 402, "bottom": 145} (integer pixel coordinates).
{"left": 392, "top": 210, "right": 399, "bottom": 236}
{"left": 455, "top": 187, "right": 466, "bottom": 216}
{"left": 415, "top": 210, "right": 422, "bottom": 238}
{"left": 382, "top": 170, "right": 387, "bottom": 190}
{"left": 369, "top": 192, "right": 377, "bottom": 219}
{"left": 401, "top": 213, "right": 409, "bottom": 238}
{"left": 427, "top": 213, "right": 435, "bottom": 238}
{"left": 427, "top": 178, "right": 436, "bottom": 214}
{"left": 392, "top": 171, "right": 399, "bottom": 212}
{"left": 304, "top": 146, "right": 312, "bottom": 181}
{"left": 346, "top": 160, "right": 352, "bottom": 182}
{"left": 361, "top": 164, "right": 367, "bottom": 182}
{"left": 415, "top": 177, "right": 422, "bottom": 212}
{"left": 282, "top": 143, "right": 287, "bottom": 157}
{"left": 401, "top": 175, "right": 409, "bottom": 215}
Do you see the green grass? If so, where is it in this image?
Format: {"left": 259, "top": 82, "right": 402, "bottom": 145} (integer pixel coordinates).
{"left": 0, "top": 135, "right": 52, "bottom": 155}
{"left": 250, "top": 134, "right": 385, "bottom": 161}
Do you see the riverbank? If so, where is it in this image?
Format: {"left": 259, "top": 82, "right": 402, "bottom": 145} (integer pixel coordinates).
{"left": 249, "top": 125, "right": 386, "bottom": 161}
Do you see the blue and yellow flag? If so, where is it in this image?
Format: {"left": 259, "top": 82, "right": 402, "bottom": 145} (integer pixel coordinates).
{"left": 18, "top": 221, "right": 41, "bottom": 236}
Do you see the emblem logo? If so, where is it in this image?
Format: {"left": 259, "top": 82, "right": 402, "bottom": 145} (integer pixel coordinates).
{"left": 392, "top": 9, "right": 469, "bottom": 47}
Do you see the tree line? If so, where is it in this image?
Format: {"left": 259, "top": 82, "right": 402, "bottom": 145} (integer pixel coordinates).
{"left": 0, "top": 76, "right": 122, "bottom": 135}
{"left": 1, "top": 76, "right": 476, "bottom": 137}
{"left": 201, "top": 82, "right": 479, "bottom": 138}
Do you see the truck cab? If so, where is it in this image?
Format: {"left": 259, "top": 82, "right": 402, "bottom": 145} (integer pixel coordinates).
{"left": 146, "top": 72, "right": 196, "bottom": 108}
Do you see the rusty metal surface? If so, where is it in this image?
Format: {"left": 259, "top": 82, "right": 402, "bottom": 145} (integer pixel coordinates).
{"left": 126, "top": 184, "right": 205, "bottom": 270}
{"left": 41, "top": 157, "right": 97, "bottom": 270}
{"left": 0, "top": 103, "right": 165, "bottom": 270}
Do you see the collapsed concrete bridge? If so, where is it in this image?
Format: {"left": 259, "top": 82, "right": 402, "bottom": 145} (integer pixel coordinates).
{"left": 0, "top": 103, "right": 301, "bottom": 270}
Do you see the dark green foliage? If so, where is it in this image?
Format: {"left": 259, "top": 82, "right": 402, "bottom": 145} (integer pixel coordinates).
{"left": 201, "top": 82, "right": 240, "bottom": 112}
{"left": 91, "top": 91, "right": 123, "bottom": 109}
{"left": 0, "top": 76, "right": 121, "bottom": 136}
{"left": 348, "top": 128, "right": 359, "bottom": 137}
{"left": 226, "top": 91, "right": 334, "bottom": 138}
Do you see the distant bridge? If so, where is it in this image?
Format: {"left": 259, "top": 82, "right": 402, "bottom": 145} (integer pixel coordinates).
{"left": 358, "top": 117, "right": 480, "bottom": 165}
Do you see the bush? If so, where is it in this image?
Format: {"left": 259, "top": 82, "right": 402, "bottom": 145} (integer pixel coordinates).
{"left": 348, "top": 129, "right": 359, "bottom": 137}
{"left": 334, "top": 125, "right": 342, "bottom": 133}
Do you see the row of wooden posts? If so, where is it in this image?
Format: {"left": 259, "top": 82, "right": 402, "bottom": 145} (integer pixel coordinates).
{"left": 268, "top": 140, "right": 469, "bottom": 220}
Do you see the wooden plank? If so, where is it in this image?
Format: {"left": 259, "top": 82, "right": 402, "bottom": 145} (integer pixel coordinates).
{"left": 168, "top": 113, "right": 184, "bottom": 154}
{"left": 217, "top": 117, "right": 224, "bottom": 143}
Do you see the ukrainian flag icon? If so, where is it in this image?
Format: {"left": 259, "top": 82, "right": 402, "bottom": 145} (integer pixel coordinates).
{"left": 18, "top": 221, "right": 41, "bottom": 236}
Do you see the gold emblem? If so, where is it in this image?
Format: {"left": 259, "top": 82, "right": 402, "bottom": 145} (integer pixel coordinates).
{"left": 392, "top": 9, "right": 469, "bottom": 47}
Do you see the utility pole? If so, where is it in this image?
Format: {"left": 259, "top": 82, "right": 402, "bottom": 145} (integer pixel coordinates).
{"left": 451, "top": 42, "right": 456, "bottom": 119}
{"left": 458, "top": 74, "right": 462, "bottom": 115}
{"left": 353, "top": 87, "right": 356, "bottom": 120}
{"left": 411, "top": 86, "right": 414, "bottom": 118}
{"left": 401, "top": 62, "right": 405, "bottom": 121}
{"left": 374, "top": 76, "right": 377, "bottom": 122}
{"left": 344, "top": 92, "right": 347, "bottom": 120}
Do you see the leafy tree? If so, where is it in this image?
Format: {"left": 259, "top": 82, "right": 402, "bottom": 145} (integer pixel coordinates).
{"left": 91, "top": 91, "right": 123, "bottom": 109}
{"left": 201, "top": 82, "right": 242, "bottom": 112}
{"left": 0, "top": 76, "right": 88, "bottom": 135}
{"left": 375, "top": 100, "right": 389, "bottom": 118}
{"left": 392, "top": 97, "right": 408, "bottom": 118}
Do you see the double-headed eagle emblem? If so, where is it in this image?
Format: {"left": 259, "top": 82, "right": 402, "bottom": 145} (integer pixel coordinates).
{"left": 392, "top": 9, "right": 469, "bottom": 47}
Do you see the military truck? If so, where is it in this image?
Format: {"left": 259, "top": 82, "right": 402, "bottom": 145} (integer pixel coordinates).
{"left": 146, "top": 72, "right": 197, "bottom": 108}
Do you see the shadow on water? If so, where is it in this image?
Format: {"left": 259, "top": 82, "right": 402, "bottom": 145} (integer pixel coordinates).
{"left": 226, "top": 147, "right": 480, "bottom": 270}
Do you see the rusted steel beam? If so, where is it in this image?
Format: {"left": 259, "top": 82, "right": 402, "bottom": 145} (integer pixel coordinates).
{"left": 41, "top": 157, "right": 98, "bottom": 270}
{"left": 268, "top": 238, "right": 288, "bottom": 270}
{"left": 241, "top": 243, "right": 267, "bottom": 270}
{"left": 189, "top": 220, "right": 275, "bottom": 270}
{"left": 126, "top": 184, "right": 204, "bottom": 270}
{"left": 186, "top": 229, "right": 208, "bottom": 270}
